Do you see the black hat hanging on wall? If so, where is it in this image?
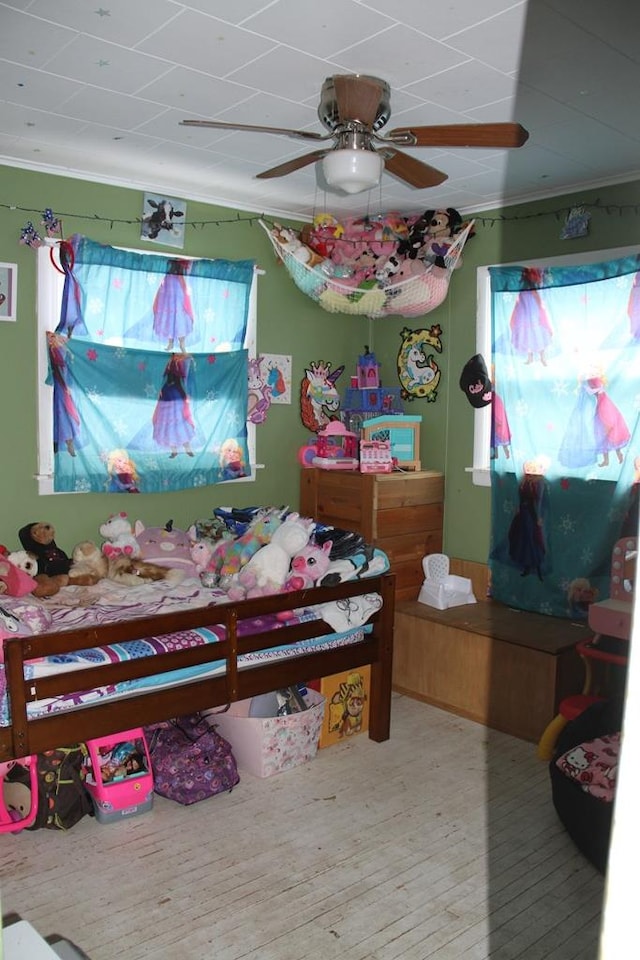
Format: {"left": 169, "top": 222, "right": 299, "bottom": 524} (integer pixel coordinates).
{"left": 459, "top": 354, "right": 493, "bottom": 408}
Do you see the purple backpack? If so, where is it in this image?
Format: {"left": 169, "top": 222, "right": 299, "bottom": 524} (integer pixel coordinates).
{"left": 145, "top": 713, "right": 239, "bottom": 805}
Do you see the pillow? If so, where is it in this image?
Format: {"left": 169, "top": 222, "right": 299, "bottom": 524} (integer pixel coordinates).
{"left": 0, "top": 558, "right": 37, "bottom": 597}
{"left": 133, "top": 521, "right": 198, "bottom": 578}
{"left": 0, "top": 597, "right": 53, "bottom": 662}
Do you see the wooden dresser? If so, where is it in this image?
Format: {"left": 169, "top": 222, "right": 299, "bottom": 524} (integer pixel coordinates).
{"left": 300, "top": 468, "right": 444, "bottom": 600}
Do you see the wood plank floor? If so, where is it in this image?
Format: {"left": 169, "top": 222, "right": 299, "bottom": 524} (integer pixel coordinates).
{"left": 1, "top": 695, "right": 604, "bottom": 960}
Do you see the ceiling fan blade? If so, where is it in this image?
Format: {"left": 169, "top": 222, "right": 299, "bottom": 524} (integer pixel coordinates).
{"left": 180, "top": 119, "right": 328, "bottom": 143}
{"left": 256, "top": 149, "right": 331, "bottom": 180}
{"left": 387, "top": 122, "right": 529, "bottom": 149}
{"left": 380, "top": 148, "right": 448, "bottom": 188}
{"left": 333, "top": 75, "right": 386, "bottom": 127}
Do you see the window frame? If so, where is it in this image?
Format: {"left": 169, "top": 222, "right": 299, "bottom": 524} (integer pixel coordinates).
{"left": 471, "top": 243, "right": 640, "bottom": 487}
{"left": 36, "top": 241, "right": 258, "bottom": 495}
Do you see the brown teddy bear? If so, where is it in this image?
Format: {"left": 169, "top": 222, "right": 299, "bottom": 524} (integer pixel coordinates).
{"left": 18, "top": 522, "right": 102, "bottom": 593}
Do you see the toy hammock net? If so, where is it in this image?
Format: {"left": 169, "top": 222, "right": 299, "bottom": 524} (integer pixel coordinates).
{"left": 260, "top": 217, "right": 473, "bottom": 319}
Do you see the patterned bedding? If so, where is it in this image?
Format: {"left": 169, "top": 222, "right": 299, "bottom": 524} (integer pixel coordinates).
{"left": 0, "top": 572, "right": 384, "bottom": 724}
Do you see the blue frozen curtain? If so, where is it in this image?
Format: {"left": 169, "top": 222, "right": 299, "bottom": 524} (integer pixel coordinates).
{"left": 489, "top": 254, "right": 640, "bottom": 619}
{"left": 48, "top": 234, "right": 255, "bottom": 494}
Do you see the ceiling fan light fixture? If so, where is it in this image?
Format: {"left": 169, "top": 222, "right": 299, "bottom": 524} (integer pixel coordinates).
{"left": 322, "top": 148, "right": 383, "bottom": 194}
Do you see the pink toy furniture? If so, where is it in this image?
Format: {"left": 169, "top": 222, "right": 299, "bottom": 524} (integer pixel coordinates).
{"left": 0, "top": 755, "right": 38, "bottom": 833}
{"left": 84, "top": 728, "right": 154, "bottom": 823}
{"left": 311, "top": 421, "right": 359, "bottom": 470}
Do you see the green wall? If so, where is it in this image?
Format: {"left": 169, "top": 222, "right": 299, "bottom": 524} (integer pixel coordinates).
{"left": 0, "top": 166, "right": 369, "bottom": 549}
{"left": 1, "top": 165, "right": 638, "bottom": 561}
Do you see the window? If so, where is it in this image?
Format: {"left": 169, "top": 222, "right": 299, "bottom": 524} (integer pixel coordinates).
{"left": 36, "top": 238, "right": 258, "bottom": 495}
{"left": 471, "top": 245, "right": 640, "bottom": 487}
{"left": 481, "top": 245, "right": 640, "bottom": 619}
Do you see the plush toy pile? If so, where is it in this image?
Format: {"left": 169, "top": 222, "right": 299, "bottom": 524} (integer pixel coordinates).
{"left": 1, "top": 509, "right": 382, "bottom": 604}
{"left": 0, "top": 516, "right": 194, "bottom": 599}
{"left": 262, "top": 210, "right": 474, "bottom": 318}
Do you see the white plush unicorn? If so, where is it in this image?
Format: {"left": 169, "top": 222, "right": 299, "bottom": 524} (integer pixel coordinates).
{"left": 99, "top": 512, "right": 140, "bottom": 559}
{"left": 226, "top": 513, "right": 315, "bottom": 600}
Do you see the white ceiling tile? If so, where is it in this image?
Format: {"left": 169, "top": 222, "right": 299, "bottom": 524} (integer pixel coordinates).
{"left": 138, "top": 68, "right": 257, "bottom": 118}
{"left": 228, "top": 47, "right": 334, "bottom": 100}
{"left": 180, "top": 1, "right": 281, "bottom": 25}
{"left": 0, "top": 61, "right": 83, "bottom": 109}
{"left": 0, "top": 101, "right": 86, "bottom": 138}
{"left": 360, "top": 0, "right": 526, "bottom": 41}
{"left": 43, "top": 35, "right": 171, "bottom": 95}
{"left": 448, "top": 4, "right": 528, "bottom": 74}
{"left": 23, "top": 0, "right": 180, "bottom": 46}
{"left": 0, "top": 7, "right": 76, "bottom": 66}
{"left": 330, "top": 25, "right": 470, "bottom": 88}
{"left": 406, "top": 61, "right": 518, "bottom": 113}
{"left": 137, "top": 10, "right": 276, "bottom": 77}
{"left": 242, "top": 0, "right": 394, "bottom": 59}
{"left": 58, "top": 88, "right": 165, "bottom": 128}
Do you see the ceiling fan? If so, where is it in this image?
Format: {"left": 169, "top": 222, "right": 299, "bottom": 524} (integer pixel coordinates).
{"left": 181, "top": 74, "right": 529, "bottom": 195}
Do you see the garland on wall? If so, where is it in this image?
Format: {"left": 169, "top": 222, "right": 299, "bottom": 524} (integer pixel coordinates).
{"left": 3, "top": 197, "right": 640, "bottom": 249}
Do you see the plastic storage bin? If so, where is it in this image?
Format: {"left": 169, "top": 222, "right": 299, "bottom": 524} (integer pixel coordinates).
{"left": 209, "top": 689, "right": 325, "bottom": 778}
{"left": 84, "top": 728, "right": 154, "bottom": 823}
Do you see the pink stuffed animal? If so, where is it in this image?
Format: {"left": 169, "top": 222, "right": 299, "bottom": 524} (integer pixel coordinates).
{"left": 190, "top": 540, "right": 215, "bottom": 576}
{"left": 284, "top": 540, "right": 333, "bottom": 591}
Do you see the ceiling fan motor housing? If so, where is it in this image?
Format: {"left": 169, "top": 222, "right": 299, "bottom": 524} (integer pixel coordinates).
{"left": 318, "top": 75, "right": 391, "bottom": 133}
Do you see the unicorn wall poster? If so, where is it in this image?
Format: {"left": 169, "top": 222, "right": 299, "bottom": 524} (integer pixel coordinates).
{"left": 300, "top": 360, "right": 345, "bottom": 432}
{"left": 260, "top": 353, "right": 292, "bottom": 405}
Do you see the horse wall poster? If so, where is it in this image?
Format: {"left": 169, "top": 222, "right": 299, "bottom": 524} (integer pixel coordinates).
{"left": 300, "top": 360, "right": 344, "bottom": 432}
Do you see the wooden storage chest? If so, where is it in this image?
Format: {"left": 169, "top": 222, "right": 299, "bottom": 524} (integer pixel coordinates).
{"left": 393, "top": 599, "right": 588, "bottom": 742}
{"left": 300, "top": 468, "right": 444, "bottom": 601}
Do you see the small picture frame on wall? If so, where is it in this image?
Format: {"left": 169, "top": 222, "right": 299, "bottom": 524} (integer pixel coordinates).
{"left": 140, "top": 193, "right": 187, "bottom": 249}
{"left": 0, "top": 262, "right": 17, "bottom": 322}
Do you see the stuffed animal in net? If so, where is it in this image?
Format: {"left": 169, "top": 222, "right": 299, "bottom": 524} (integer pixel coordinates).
{"left": 100, "top": 513, "right": 141, "bottom": 559}
{"left": 397, "top": 208, "right": 463, "bottom": 266}
{"left": 226, "top": 512, "right": 315, "bottom": 600}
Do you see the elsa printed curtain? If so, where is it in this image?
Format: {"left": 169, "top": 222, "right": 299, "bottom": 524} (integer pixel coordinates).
{"left": 488, "top": 254, "right": 640, "bottom": 620}
{"left": 48, "top": 234, "right": 255, "bottom": 494}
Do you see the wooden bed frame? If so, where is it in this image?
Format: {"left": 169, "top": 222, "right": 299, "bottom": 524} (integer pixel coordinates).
{"left": 1, "top": 573, "right": 395, "bottom": 762}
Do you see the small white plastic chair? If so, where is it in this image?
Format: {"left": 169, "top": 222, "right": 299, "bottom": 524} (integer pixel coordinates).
{"left": 419, "top": 553, "right": 476, "bottom": 610}
{"left": 422, "top": 553, "right": 450, "bottom": 582}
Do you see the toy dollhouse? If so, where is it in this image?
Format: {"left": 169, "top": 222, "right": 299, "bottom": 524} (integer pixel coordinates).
{"left": 311, "top": 421, "right": 359, "bottom": 470}
{"left": 361, "top": 415, "right": 422, "bottom": 471}
{"left": 342, "top": 348, "right": 404, "bottom": 427}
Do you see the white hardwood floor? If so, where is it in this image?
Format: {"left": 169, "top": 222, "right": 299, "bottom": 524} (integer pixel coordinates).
{"left": 1, "top": 695, "right": 604, "bottom": 960}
